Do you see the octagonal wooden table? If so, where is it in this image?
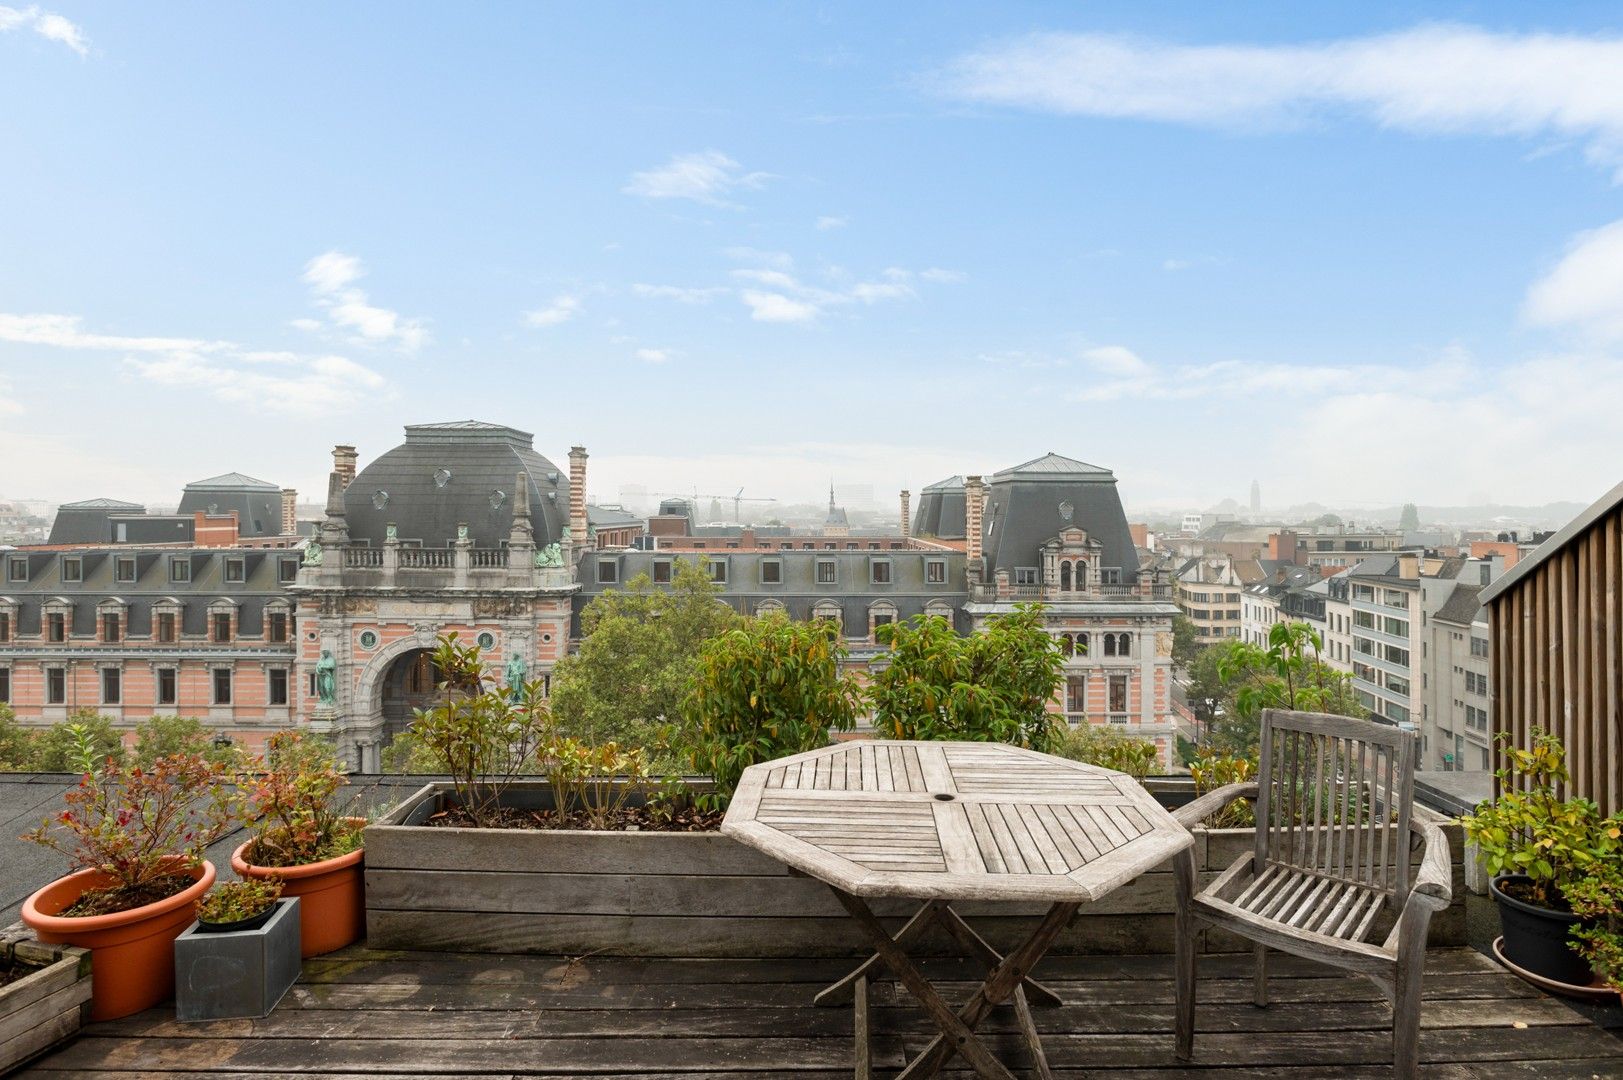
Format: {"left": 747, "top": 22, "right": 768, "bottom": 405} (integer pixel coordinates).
{"left": 722, "top": 740, "right": 1192, "bottom": 1080}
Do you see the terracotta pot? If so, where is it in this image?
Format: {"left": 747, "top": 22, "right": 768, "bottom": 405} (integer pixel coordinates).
{"left": 231, "top": 828, "right": 364, "bottom": 958}
{"left": 22, "top": 859, "right": 215, "bottom": 1021}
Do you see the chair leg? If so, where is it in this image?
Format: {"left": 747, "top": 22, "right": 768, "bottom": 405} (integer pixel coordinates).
{"left": 1173, "top": 857, "right": 1198, "bottom": 1061}
{"left": 1253, "top": 945, "right": 1268, "bottom": 1007}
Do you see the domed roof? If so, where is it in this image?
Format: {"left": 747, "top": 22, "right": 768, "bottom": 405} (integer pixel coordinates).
{"left": 343, "top": 421, "right": 571, "bottom": 548}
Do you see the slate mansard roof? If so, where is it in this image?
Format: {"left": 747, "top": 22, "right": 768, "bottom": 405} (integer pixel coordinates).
{"left": 0, "top": 547, "right": 301, "bottom": 640}
{"left": 343, "top": 422, "right": 572, "bottom": 549}
{"left": 177, "top": 473, "right": 285, "bottom": 538}
{"left": 914, "top": 476, "right": 966, "bottom": 541}
{"left": 982, "top": 454, "right": 1139, "bottom": 581}
{"left": 47, "top": 499, "right": 148, "bottom": 545}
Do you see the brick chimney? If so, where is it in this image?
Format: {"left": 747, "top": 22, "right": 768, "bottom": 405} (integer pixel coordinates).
{"left": 332, "top": 445, "right": 358, "bottom": 489}
{"left": 568, "top": 446, "right": 589, "bottom": 548}
{"left": 280, "top": 488, "right": 298, "bottom": 535}
{"left": 964, "top": 476, "right": 987, "bottom": 583}
{"left": 900, "top": 489, "right": 911, "bottom": 541}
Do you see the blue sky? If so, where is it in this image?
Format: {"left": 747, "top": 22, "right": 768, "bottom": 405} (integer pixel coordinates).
{"left": 5, "top": 3, "right": 1623, "bottom": 514}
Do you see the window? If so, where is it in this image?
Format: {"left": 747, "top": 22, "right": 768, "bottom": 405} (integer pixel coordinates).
{"left": 652, "top": 561, "right": 671, "bottom": 584}
{"left": 926, "top": 559, "right": 946, "bottom": 584}
{"left": 157, "top": 667, "right": 177, "bottom": 706}
{"left": 1385, "top": 673, "right": 1410, "bottom": 696}
{"left": 760, "top": 560, "right": 782, "bottom": 584}
{"left": 212, "top": 668, "right": 232, "bottom": 705}
{"left": 0, "top": 613, "right": 8, "bottom": 642}
{"left": 116, "top": 557, "right": 136, "bottom": 583}
{"left": 102, "top": 613, "right": 121, "bottom": 642}
{"left": 1353, "top": 610, "right": 1375, "bottom": 630}
{"left": 6, "top": 557, "right": 25, "bottom": 583}
{"left": 816, "top": 559, "right": 837, "bottom": 585}
{"left": 279, "top": 558, "right": 299, "bottom": 584}
{"left": 1108, "top": 675, "right": 1128, "bottom": 720}
{"left": 224, "top": 558, "right": 245, "bottom": 583}
{"left": 596, "top": 560, "right": 618, "bottom": 584}
{"left": 101, "top": 668, "right": 121, "bottom": 705}
{"left": 1013, "top": 567, "right": 1038, "bottom": 586}
{"left": 157, "top": 612, "right": 177, "bottom": 643}
{"left": 1066, "top": 675, "right": 1087, "bottom": 716}
{"left": 1352, "top": 584, "right": 1374, "bottom": 601}
{"left": 0, "top": 667, "right": 8, "bottom": 702}
{"left": 1383, "top": 644, "right": 1409, "bottom": 666}
{"left": 870, "top": 560, "right": 892, "bottom": 585}
{"left": 1381, "top": 616, "right": 1408, "bottom": 637}
{"left": 170, "top": 558, "right": 191, "bottom": 583}
{"left": 46, "top": 667, "right": 65, "bottom": 704}
{"left": 47, "top": 613, "right": 65, "bottom": 643}
{"left": 61, "top": 558, "right": 82, "bottom": 583}
{"left": 268, "top": 668, "right": 289, "bottom": 706}
{"left": 212, "top": 613, "right": 231, "bottom": 643}
{"left": 871, "top": 612, "right": 894, "bottom": 637}
{"left": 708, "top": 560, "right": 728, "bottom": 584}
{"left": 1470, "top": 637, "right": 1489, "bottom": 658}
{"left": 267, "top": 611, "right": 288, "bottom": 643}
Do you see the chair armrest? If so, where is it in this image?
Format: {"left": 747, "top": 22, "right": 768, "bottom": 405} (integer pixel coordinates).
{"left": 1408, "top": 817, "right": 1452, "bottom": 904}
{"left": 1172, "top": 782, "right": 1258, "bottom": 830}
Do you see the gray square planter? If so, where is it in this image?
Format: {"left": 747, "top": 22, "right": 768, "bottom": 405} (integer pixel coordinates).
{"left": 174, "top": 897, "right": 301, "bottom": 1022}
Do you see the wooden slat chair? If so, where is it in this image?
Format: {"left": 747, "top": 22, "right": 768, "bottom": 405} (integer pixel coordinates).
{"left": 1171, "top": 708, "right": 1452, "bottom": 1080}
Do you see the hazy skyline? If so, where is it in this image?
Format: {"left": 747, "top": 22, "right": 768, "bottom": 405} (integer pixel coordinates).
{"left": 6, "top": 4, "right": 1623, "bottom": 512}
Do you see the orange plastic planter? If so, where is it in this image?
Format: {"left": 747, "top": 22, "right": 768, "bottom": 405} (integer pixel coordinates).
{"left": 22, "top": 860, "right": 215, "bottom": 1021}
{"left": 231, "top": 833, "right": 364, "bottom": 958}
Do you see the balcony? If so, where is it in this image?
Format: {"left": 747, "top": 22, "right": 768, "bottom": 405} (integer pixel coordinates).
{"left": 969, "top": 580, "right": 1174, "bottom": 604}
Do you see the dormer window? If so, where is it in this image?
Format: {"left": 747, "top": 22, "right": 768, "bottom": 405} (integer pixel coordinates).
{"left": 61, "top": 558, "right": 82, "bottom": 583}
{"left": 8, "top": 557, "right": 27, "bottom": 583}
{"left": 115, "top": 557, "right": 136, "bottom": 583}
{"left": 224, "top": 558, "right": 245, "bottom": 583}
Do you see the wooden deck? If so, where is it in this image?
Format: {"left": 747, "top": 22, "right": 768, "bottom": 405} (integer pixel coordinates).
{"left": 18, "top": 946, "right": 1622, "bottom": 1078}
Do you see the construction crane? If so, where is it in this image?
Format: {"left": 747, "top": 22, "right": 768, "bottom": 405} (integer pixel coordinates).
{"left": 649, "top": 488, "right": 778, "bottom": 523}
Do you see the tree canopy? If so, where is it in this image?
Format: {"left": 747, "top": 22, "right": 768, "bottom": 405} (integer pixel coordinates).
{"left": 1201, "top": 622, "right": 1364, "bottom": 757}
{"left": 549, "top": 558, "right": 740, "bottom": 752}
{"left": 868, "top": 605, "right": 1065, "bottom": 752}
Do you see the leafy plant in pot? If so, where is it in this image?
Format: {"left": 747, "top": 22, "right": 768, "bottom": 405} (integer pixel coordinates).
{"left": 20, "top": 751, "right": 243, "bottom": 1020}
{"left": 195, "top": 878, "right": 284, "bottom": 933}
{"left": 1461, "top": 729, "right": 1623, "bottom": 987}
{"left": 232, "top": 731, "right": 365, "bottom": 957}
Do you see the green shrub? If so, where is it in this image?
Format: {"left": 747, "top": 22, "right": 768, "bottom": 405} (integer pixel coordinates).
{"left": 0, "top": 705, "right": 40, "bottom": 771}
{"left": 681, "top": 615, "right": 860, "bottom": 805}
{"left": 35, "top": 711, "right": 126, "bottom": 773}
{"left": 1054, "top": 724, "right": 1160, "bottom": 781}
{"left": 867, "top": 605, "right": 1064, "bottom": 752}
{"left": 133, "top": 715, "right": 241, "bottom": 768}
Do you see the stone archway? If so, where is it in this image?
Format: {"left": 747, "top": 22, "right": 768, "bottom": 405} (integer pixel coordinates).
{"left": 379, "top": 648, "right": 439, "bottom": 745}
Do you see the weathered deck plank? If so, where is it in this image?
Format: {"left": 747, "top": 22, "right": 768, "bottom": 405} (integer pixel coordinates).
{"left": 18, "top": 947, "right": 1622, "bottom": 1078}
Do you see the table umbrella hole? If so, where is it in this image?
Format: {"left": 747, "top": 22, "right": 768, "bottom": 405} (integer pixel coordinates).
{"left": 934, "top": 793, "right": 956, "bottom": 801}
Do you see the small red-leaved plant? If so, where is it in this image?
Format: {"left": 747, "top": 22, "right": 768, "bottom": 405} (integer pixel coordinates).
{"left": 242, "top": 731, "right": 363, "bottom": 868}
{"left": 23, "top": 752, "right": 244, "bottom": 912}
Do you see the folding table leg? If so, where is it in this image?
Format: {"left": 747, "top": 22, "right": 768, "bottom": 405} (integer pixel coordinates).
{"left": 816, "top": 900, "right": 945, "bottom": 1007}
{"left": 895, "top": 900, "right": 1081, "bottom": 1080}
{"left": 931, "top": 903, "right": 1064, "bottom": 1007}
{"left": 853, "top": 974, "right": 872, "bottom": 1080}
{"left": 827, "top": 887, "right": 1019, "bottom": 1080}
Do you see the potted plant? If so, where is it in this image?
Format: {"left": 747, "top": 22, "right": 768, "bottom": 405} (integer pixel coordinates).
{"left": 232, "top": 731, "right": 366, "bottom": 958}
{"left": 20, "top": 751, "right": 242, "bottom": 1019}
{"left": 1565, "top": 852, "right": 1623, "bottom": 1000}
{"left": 195, "top": 879, "right": 283, "bottom": 934}
{"left": 1462, "top": 729, "right": 1622, "bottom": 987}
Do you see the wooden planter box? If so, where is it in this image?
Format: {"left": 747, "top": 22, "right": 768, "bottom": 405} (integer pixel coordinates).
{"left": 365, "top": 780, "right": 1468, "bottom": 958}
{"left": 0, "top": 924, "right": 92, "bottom": 1073}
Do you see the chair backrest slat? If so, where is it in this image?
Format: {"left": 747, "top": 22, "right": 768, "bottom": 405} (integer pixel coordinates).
{"left": 1253, "top": 708, "right": 1417, "bottom": 899}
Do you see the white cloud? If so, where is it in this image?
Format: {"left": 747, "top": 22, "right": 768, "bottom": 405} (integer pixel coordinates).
{"left": 635, "top": 347, "right": 675, "bottom": 364}
{"left": 816, "top": 215, "right": 848, "bottom": 230}
{"left": 632, "top": 283, "right": 728, "bottom": 304}
{"left": 1524, "top": 218, "right": 1623, "bottom": 340}
{"left": 941, "top": 25, "right": 1623, "bottom": 174}
{"left": 1081, "top": 345, "right": 1150, "bottom": 378}
{"left": 525, "top": 294, "right": 582, "bottom": 328}
{"left": 623, "top": 151, "right": 772, "bottom": 205}
{"left": 920, "top": 267, "right": 968, "bottom": 284}
{"left": 0, "top": 5, "right": 88, "bottom": 56}
{"left": 289, "top": 317, "right": 323, "bottom": 332}
{"left": 301, "top": 251, "right": 427, "bottom": 349}
{"left": 0, "top": 312, "right": 226, "bottom": 354}
{"left": 740, "top": 290, "right": 822, "bottom": 323}
{"left": 722, "top": 246, "right": 795, "bottom": 269}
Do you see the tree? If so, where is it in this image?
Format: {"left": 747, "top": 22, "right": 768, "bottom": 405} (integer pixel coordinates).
{"left": 1206, "top": 622, "right": 1364, "bottom": 757}
{"left": 35, "top": 711, "right": 126, "bottom": 772}
{"left": 681, "top": 615, "right": 861, "bottom": 804}
{"left": 1398, "top": 503, "right": 1420, "bottom": 531}
{"left": 550, "top": 559, "right": 739, "bottom": 751}
{"left": 0, "top": 704, "right": 40, "bottom": 771}
{"left": 1171, "top": 613, "right": 1201, "bottom": 670}
{"left": 132, "top": 715, "right": 240, "bottom": 768}
{"left": 868, "top": 605, "right": 1066, "bottom": 753}
{"left": 1183, "top": 645, "right": 1227, "bottom": 743}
